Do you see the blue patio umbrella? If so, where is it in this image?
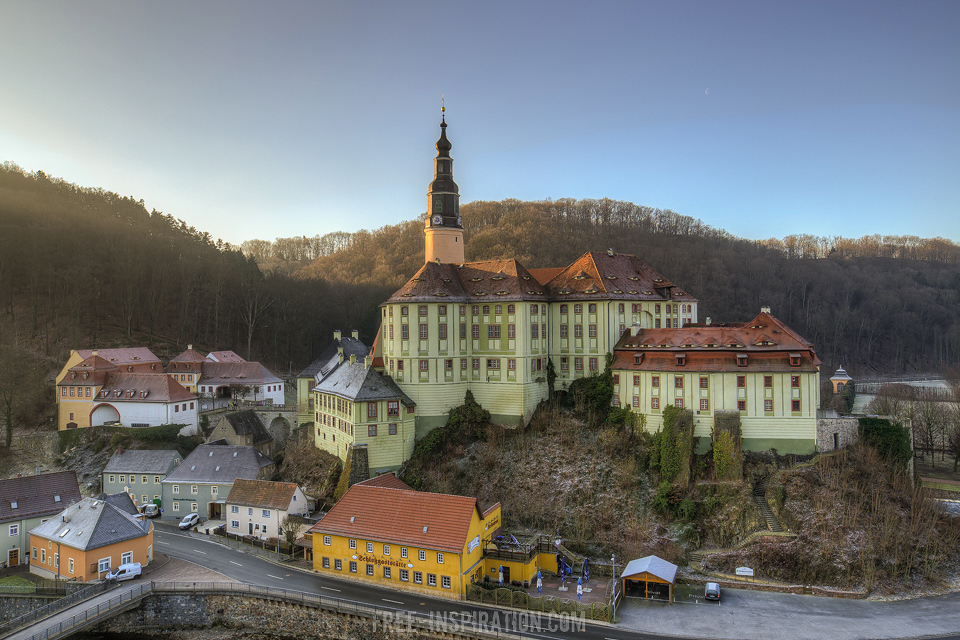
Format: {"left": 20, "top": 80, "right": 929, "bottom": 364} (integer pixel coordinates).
{"left": 583, "top": 557, "right": 590, "bottom": 582}
{"left": 577, "top": 577, "right": 583, "bottom": 601}
{"left": 498, "top": 565, "right": 504, "bottom": 585}
{"left": 536, "top": 570, "right": 542, "bottom": 594}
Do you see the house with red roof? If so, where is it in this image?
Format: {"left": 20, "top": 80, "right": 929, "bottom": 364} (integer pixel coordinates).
{"left": 57, "top": 350, "right": 198, "bottom": 432}
{"left": 309, "top": 474, "right": 503, "bottom": 597}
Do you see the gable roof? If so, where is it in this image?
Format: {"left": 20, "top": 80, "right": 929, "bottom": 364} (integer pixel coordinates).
{"left": 170, "top": 348, "right": 209, "bottom": 363}
{"left": 163, "top": 444, "right": 274, "bottom": 484}
{"left": 621, "top": 555, "right": 678, "bottom": 584}
{"left": 221, "top": 410, "right": 273, "bottom": 445}
{"left": 199, "top": 362, "right": 282, "bottom": 386}
{"left": 97, "top": 372, "right": 196, "bottom": 403}
{"left": 74, "top": 348, "right": 161, "bottom": 367}
{"left": 207, "top": 350, "right": 246, "bottom": 363}
{"left": 29, "top": 496, "right": 150, "bottom": 551}
{"left": 298, "top": 335, "right": 369, "bottom": 379}
{"left": 355, "top": 473, "right": 411, "bottom": 490}
{"left": 308, "top": 484, "right": 484, "bottom": 554}
{"left": 0, "top": 471, "right": 82, "bottom": 524}
{"left": 225, "top": 479, "right": 299, "bottom": 510}
{"left": 103, "top": 449, "right": 181, "bottom": 475}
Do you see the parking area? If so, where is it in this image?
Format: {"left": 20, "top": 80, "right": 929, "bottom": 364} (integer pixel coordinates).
{"left": 618, "top": 583, "right": 960, "bottom": 640}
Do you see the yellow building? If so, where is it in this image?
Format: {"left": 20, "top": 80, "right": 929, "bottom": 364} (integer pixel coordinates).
{"left": 611, "top": 308, "right": 822, "bottom": 454}
{"left": 308, "top": 474, "right": 503, "bottom": 597}
{"left": 312, "top": 345, "right": 417, "bottom": 474}
{"left": 375, "top": 116, "right": 699, "bottom": 434}
{"left": 29, "top": 496, "right": 153, "bottom": 582}
{"left": 296, "top": 331, "right": 367, "bottom": 429}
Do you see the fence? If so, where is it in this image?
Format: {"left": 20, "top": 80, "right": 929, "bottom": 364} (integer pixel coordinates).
{"left": 465, "top": 584, "right": 611, "bottom": 622}
{"left": 15, "top": 581, "right": 557, "bottom": 640}
{"left": 0, "top": 581, "right": 114, "bottom": 637}
{"left": 214, "top": 531, "right": 301, "bottom": 562}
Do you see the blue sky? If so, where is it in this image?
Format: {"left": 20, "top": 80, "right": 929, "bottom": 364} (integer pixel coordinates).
{"left": 1, "top": 1, "right": 957, "bottom": 245}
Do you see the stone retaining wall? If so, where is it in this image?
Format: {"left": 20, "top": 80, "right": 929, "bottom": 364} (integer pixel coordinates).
{"left": 96, "top": 593, "right": 464, "bottom": 639}
{"left": 0, "top": 595, "right": 60, "bottom": 622}
{"left": 816, "top": 418, "right": 860, "bottom": 453}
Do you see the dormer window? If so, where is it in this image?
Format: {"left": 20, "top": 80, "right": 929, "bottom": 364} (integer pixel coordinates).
{"left": 737, "top": 354, "right": 748, "bottom": 367}
{"left": 634, "top": 354, "right": 642, "bottom": 365}
{"left": 790, "top": 353, "right": 802, "bottom": 367}
{"left": 675, "top": 354, "right": 686, "bottom": 366}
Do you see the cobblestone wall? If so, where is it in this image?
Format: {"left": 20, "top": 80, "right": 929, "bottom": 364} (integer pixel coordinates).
{"left": 0, "top": 595, "right": 60, "bottom": 623}
{"left": 816, "top": 418, "right": 860, "bottom": 452}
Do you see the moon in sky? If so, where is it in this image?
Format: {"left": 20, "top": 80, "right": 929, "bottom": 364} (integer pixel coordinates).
{"left": 705, "top": 88, "right": 709, "bottom": 95}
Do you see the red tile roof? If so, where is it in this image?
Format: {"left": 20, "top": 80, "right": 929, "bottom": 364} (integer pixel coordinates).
{"left": 170, "top": 348, "right": 209, "bottom": 363}
{"left": 355, "top": 473, "right": 411, "bottom": 490}
{"left": 526, "top": 267, "right": 565, "bottom": 286}
{"left": 613, "top": 311, "right": 820, "bottom": 372}
{"left": 384, "top": 259, "right": 549, "bottom": 304}
{"left": 97, "top": 373, "right": 197, "bottom": 403}
{"left": 544, "top": 251, "right": 697, "bottom": 302}
{"left": 208, "top": 350, "right": 246, "bottom": 363}
{"left": 309, "top": 484, "right": 483, "bottom": 553}
{"left": 75, "top": 348, "right": 161, "bottom": 367}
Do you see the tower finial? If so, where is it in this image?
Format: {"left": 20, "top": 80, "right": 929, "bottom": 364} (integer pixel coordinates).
{"left": 441, "top": 95, "right": 445, "bottom": 124}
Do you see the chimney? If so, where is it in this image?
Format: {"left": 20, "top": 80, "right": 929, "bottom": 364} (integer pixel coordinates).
{"left": 352, "top": 330, "right": 359, "bottom": 340}
{"left": 117, "top": 446, "right": 124, "bottom": 455}
{"left": 630, "top": 323, "right": 641, "bottom": 336}
{"left": 761, "top": 306, "right": 771, "bottom": 314}
{"left": 334, "top": 330, "right": 342, "bottom": 341}
{"left": 350, "top": 354, "right": 357, "bottom": 364}
{"left": 706, "top": 317, "right": 712, "bottom": 325}
{"left": 338, "top": 352, "right": 344, "bottom": 365}
{"left": 364, "top": 355, "right": 372, "bottom": 369}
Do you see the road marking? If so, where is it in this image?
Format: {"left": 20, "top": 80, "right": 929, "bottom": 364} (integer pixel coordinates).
{"left": 157, "top": 541, "right": 170, "bottom": 545}
{"left": 193, "top": 550, "right": 206, "bottom": 554}
{"left": 382, "top": 599, "right": 404, "bottom": 605}
{"left": 320, "top": 586, "right": 340, "bottom": 592}
{"left": 268, "top": 574, "right": 283, "bottom": 580}
{"left": 230, "top": 561, "right": 242, "bottom": 566}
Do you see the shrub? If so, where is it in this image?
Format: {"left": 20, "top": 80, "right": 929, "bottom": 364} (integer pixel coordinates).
{"left": 859, "top": 417, "right": 911, "bottom": 470}
{"left": 678, "top": 498, "right": 697, "bottom": 521}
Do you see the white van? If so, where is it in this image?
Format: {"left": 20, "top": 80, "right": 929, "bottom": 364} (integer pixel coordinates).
{"left": 106, "top": 562, "right": 142, "bottom": 582}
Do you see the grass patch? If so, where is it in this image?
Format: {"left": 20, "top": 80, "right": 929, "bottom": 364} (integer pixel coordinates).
{"left": 922, "top": 481, "right": 960, "bottom": 493}
{"left": 0, "top": 576, "right": 35, "bottom": 587}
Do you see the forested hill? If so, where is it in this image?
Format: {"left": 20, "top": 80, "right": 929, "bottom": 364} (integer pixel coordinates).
{"left": 258, "top": 198, "right": 960, "bottom": 376}
{"left": 0, "top": 164, "right": 363, "bottom": 381}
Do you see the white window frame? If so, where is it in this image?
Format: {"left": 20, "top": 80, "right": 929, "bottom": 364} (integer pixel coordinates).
{"left": 437, "top": 552, "right": 444, "bottom": 564}
{"left": 383, "top": 544, "right": 390, "bottom": 556}
{"left": 191, "top": 485, "right": 198, "bottom": 495}
{"left": 366, "top": 542, "right": 373, "bottom": 553}
{"left": 172, "top": 485, "right": 180, "bottom": 494}
{"left": 418, "top": 549, "right": 426, "bottom": 561}
{"left": 231, "top": 505, "right": 239, "bottom": 514}
{"left": 9, "top": 524, "right": 18, "bottom": 536}
{"left": 414, "top": 571, "right": 423, "bottom": 584}
{"left": 121, "top": 551, "right": 133, "bottom": 565}
{"left": 69, "top": 558, "right": 74, "bottom": 574}
{"left": 401, "top": 547, "right": 408, "bottom": 558}
{"left": 98, "top": 557, "right": 111, "bottom": 574}
{"left": 349, "top": 539, "right": 357, "bottom": 549}
{"left": 231, "top": 520, "right": 240, "bottom": 529}
{"left": 442, "top": 576, "right": 451, "bottom": 589}
{"left": 323, "top": 535, "right": 332, "bottom": 546}
{"left": 428, "top": 573, "right": 437, "bottom": 587}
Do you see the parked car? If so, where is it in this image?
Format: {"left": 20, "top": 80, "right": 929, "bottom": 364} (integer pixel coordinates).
{"left": 704, "top": 582, "right": 721, "bottom": 601}
{"left": 106, "top": 562, "right": 142, "bottom": 582}
{"left": 141, "top": 504, "right": 160, "bottom": 518}
{"left": 179, "top": 513, "right": 201, "bottom": 530}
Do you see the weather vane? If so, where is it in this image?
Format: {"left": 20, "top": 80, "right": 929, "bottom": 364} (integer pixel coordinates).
{"left": 441, "top": 94, "right": 445, "bottom": 114}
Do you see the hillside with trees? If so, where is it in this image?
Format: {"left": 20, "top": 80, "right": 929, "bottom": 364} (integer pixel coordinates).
{"left": 278, "top": 198, "right": 960, "bottom": 376}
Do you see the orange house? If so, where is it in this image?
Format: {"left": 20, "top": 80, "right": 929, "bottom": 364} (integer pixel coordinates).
{"left": 29, "top": 497, "right": 153, "bottom": 582}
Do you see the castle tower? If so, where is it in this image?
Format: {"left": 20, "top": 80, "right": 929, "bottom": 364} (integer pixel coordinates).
{"left": 423, "top": 109, "right": 464, "bottom": 264}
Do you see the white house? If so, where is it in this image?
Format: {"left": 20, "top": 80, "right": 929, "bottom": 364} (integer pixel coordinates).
{"left": 224, "top": 478, "right": 309, "bottom": 539}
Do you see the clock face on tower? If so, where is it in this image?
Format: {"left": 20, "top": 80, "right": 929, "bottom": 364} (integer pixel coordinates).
{"left": 432, "top": 215, "right": 442, "bottom": 225}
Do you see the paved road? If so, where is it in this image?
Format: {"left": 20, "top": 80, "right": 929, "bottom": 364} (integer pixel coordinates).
{"left": 12, "top": 526, "right": 960, "bottom": 640}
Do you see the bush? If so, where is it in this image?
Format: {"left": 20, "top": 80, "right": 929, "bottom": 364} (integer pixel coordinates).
{"left": 678, "top": 498, "right": 697, "bottom": 521}
{"left": 859, "top": 417, "right": 911, "bottom": 469}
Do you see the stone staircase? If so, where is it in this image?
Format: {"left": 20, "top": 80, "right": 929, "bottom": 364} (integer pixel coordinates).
{"left": 752, "top": 475, "right": 784, "bottom": 533}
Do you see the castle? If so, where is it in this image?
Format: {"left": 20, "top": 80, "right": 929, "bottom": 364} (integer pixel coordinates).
{"left": 303, "top": 113, "right": 822, "bottom": 473}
